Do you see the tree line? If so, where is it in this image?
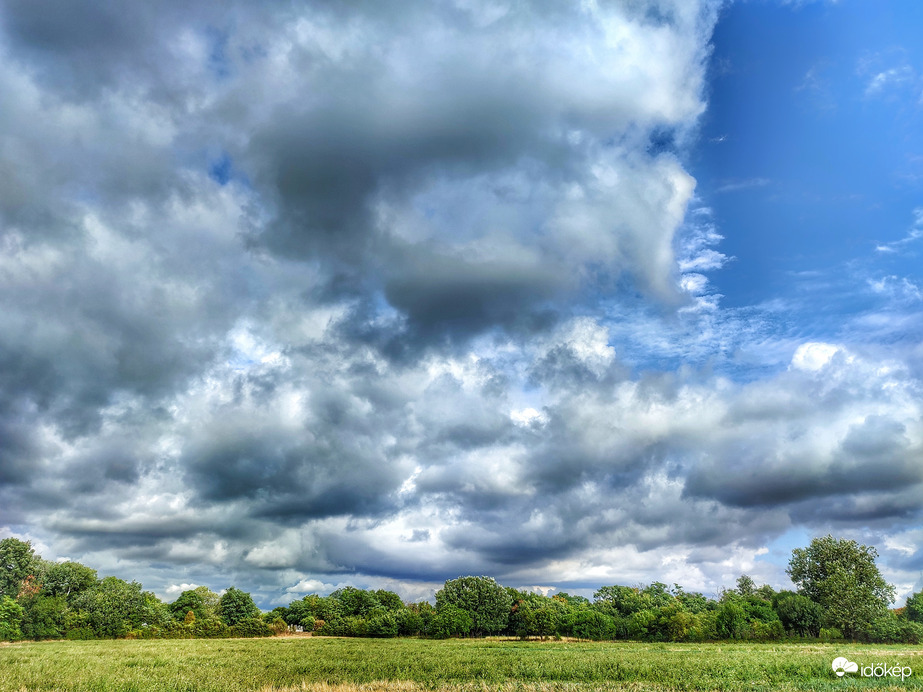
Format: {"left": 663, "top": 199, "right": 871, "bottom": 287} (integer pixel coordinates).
{"left": 2, "top": 535, "right": 922, "bottom": 643}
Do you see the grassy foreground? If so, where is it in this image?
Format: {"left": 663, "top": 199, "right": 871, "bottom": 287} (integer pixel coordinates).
{"left": 1, "top": 637, "right": 922, "bottom": 692}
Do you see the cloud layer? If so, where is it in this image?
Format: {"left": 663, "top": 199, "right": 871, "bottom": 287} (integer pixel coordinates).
{"left": 2, "top": 0, "right": 922, "bottom": 606}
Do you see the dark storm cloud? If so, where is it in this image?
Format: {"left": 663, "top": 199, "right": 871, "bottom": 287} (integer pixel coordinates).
{"left": 683, "top": 362, "right": 923, "bottom": 513}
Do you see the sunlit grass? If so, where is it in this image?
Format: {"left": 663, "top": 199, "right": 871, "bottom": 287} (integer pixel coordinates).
{"left": 1, "top": 637, "right": 922, "bottom": 691}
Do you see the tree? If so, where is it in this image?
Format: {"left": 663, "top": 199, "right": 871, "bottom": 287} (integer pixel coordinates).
{"left": 42, "top": 561, "right": 98, "bottom": 603}
{"left": 0, "top": 596, "right": 23, "bottom": 641}
{"left": 430, "top": 603, "right": 473, "bottom": 638}
{"left": 0, "top": 538, "right": 39, "bottom": 599}
{"left": 736, "top": 575, "right": 756, "bottom": 597}
{"left": 436, "top": 576, "right": 511, "bottom": 637}
{"left": 594, "top": 585, "right": 643, "bottom": 617}
{"left": 73, "top": 576, "right": 166, "bottom": 638}
{"left": 374, "top": 589, "right": 405, "bottom": 612}
{"left": 330, "top": 586, "right": 385, "bottom": 618}
{"left": 787, "top": 535, "right": 895, "bottom": 638}
{"left": 905, "top": 589, "right": 923, "bottom": 623}
{"left": 170, "top": 586, "right": 219, "bottom": 621}
{"left": 773, "top": 590, "right": 822, "bottom": 637}
{"left": 216, "top": 587, "right": 260, "bottom": 626}
{"left": 20, "top": 594, "right": 68, "bottom": 640}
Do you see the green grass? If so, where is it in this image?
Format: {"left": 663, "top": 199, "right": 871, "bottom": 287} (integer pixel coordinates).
{"left": 1, "top": 638, "right": 922, "bottom": 691}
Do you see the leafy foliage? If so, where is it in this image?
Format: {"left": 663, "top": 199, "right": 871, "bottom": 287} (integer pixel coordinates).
{"left": 772, "top": 590, "right": 822, "bottom": 637}
{"left": 0, "top": 538, "right": 39, "bottom": 599}
{"left": 217, "top": 587, "right": 260, "bottom": 626}
{"left": 0, "top": 534, "right": 911, "bottom": 644}
{"left": 0, "top": 595, "right": 24, "bottom": 641}
{"left": 42, "top": 561, "right": 98, "bottom": 603}
{"left": 436, "top": 576, "right": 511, "bottom": 636}
{"left": 170, "top": 586, "right": 219, "bottom": 621}
{"left": 74, "top": 576, "right": 168, "bottom": 638}
{"left": 787, "top": 534, "right": 895, "bottom": 638}
{"left": 905, "top": 588, "right": 923, "bottom": 623}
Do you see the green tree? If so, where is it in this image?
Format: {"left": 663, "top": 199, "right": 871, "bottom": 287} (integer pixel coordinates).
{"left": 593, "top": 585, "right": 643, "bottom": 617}
{"left": 42, "top": 561, "right": 98, "bottom": 603}
{"left": 72, "top": 577, "right": 166, "bottom": 638}
{"left": 773, "top": 590, "right": 822, "bottom": 637}
{"left": 170, "top": 586, "right": 219, "bottom": 621}
{"left": 216, "top": 587, "right": 260, "bottom": 626}
{"left": 435, "top": 576, "right": 511, "bottom": 636}
{"left": 736, "top": 575, "right": 756, "bottom": 597}
{"left": 330, "top": 586, "right": 385, "bottom": 618}
{"left": 20, "top": 594, "right": 68, "bottom": 640}
{"left": 0, "top": 596, "right": 24, "bottom": 641}
{"left": 905, "top": 589, "right": 923, "bottom": 623}
{"left": 671, "top": 585, "right": 711, "bottom": 614}
{"left": 715, "top": 601, "right": 747, "bottom": 639}
{"left": 430, "top": 603, "right": 473, "bottom": 638}
{"left": 0, "top": 538, "right": 39, "bottom": 599}
{"left": 787, "top": 535, "right": 895, "bottom": 639}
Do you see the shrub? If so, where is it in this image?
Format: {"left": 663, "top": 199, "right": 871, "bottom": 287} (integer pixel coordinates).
{"left": 0, "top": 596, "right": 24, "bottom": 641}
{"left": 430, "top": 604, "right": 473, "bottom": 639}
{"left": 192, "top": 616, "right": 229, "bottom": 638}
{"left": 396, "top": 609, "right": 423, "bottom": 636}
{"left": 819, "top": 627, "right": 843, "bottom": 641}
{"left": 268, "top": 616, "right": 288, "bottom": 636}
{"left": 565, "top": 609, "right": 617, "bottom": 641}
{"left": 65, "top": 627, "right": 95, "bottom": 640}
{"left": 367, "top": 612, "right": 399, "bottom": 638}
{"left": 716, "top": 602, "right": 747, "bottom": 639}
{"left": 230, "top": 616, "right": 273, "bottom": 638}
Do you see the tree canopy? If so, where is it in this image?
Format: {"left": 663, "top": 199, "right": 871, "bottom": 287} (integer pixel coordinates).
{"left": 787, "top": 534, "right": 895, "bottom": 638}
{"left": 436, "top": 576, "right": 511, "bottom": 636}
{"left": 0, "top": 538, "right": 39, "bottom": 599}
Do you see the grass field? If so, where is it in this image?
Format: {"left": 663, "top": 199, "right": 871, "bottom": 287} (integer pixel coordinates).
{"left": 1, "top": 637, "right": 922, "bottom": 692}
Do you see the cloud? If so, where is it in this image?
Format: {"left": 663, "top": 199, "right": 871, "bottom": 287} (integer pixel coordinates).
{"left": 3, "top": 0, "right": 923, "bottom": 610}
{"left": 857, "top": 50, "right": 919, "bottom": 101}
{"left": 875, "top": 208, "right": 923, "bottom": 254}
{"left": 714, "top": 178, "right": 770, "bottom": 194}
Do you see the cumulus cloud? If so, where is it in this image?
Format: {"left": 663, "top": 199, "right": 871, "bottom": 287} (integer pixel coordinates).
{"left": 2, "top": 0, "right": 922, "bottom": 608}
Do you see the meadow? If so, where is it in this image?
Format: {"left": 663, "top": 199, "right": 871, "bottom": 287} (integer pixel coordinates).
{"left": 2, "top": 637, "right": 922, "bottom": 692}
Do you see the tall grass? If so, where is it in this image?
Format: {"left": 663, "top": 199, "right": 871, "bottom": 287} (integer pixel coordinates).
{"left": 1, "top": 637, "right": 921, "bottom": 691}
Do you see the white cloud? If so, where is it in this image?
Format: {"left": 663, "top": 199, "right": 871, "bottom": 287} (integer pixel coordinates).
{"left": 790, "top": 342, "right": 843, "bottom": 372}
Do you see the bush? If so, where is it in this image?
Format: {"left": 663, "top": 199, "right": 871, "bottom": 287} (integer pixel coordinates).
{"left": 430, "top": 604, "right": 473, "bottom": 639}
{"left": 65, "top": 627, "right": 96, "bottom": 640}
{"left": 773, "top": 591, "right": 822, "bottom": 638}
{"left": 867, "top": 613, "right": 923, "bottom": 643}
{"left": 317, "top": 617, "right": 345, "bottom": 636}
{"left": 396, "top": 609, "right": 423, "bottom": 636}
{"left": 565, "top": 609, "right": 617, "bottom": 641}
{"left": 268, "top": 616, "right": 288, "bottom": 636}
{"left": 192, "top": 616, "right": 229, "bottom": 638}
{"left": 162, "top": 619, "right": 193, "bottom": 639}
{"left": 20, "top": 594, "right": 67, "bottom": 640}
{"left": 230, "top": 616, "right": 273, "bottom": 638}
{"left": 819, "top": 627, "right": 843, "bottom": 641}
{"left": 367, "top": 612, "right": 399, "bottom": 637}
{"left": 748, "top": 619, "right": 785, "bottom": 641}
{"left": 0, "top": 596, "right": 24, "bottom": 641}
{"left": 716, "top": 602, "right": 747, "bottom": 640}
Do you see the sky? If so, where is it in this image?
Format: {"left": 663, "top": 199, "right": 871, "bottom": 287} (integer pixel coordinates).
{"left": 0, "top": 0, "right": 922, "bottom": 609}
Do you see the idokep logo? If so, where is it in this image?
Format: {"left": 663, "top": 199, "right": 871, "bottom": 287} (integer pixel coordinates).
{"left": 832, "top": 656, "right": 913, "bottom": 681}
{"left": 832, "top": 657, "right": 858, "bottom": 677}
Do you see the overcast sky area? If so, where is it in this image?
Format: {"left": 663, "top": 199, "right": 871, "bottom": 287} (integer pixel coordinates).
{"left": 1, "top": 0, "right": 922, "bottom": 609}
